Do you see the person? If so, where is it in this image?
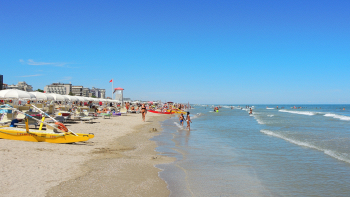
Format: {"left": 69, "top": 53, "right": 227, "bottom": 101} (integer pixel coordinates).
{"left": 10, "top": 118, "right": 19, "bottom": 127}
{"left": 186, "top": 112, "right": 192, "bottom": 131}
{"left": 179, "top": 113, "right": 185, "bottom": 126}
{"left": 141, "top": 103, "right": 147, "bottom": 122}
{"left": 249, "top": 108, "right": 253, "bottom": 114}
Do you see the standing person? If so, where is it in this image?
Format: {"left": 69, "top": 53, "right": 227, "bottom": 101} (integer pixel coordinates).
{"left": 179, "top": 113, "right": 185, "bottom": 126}
{"left": 186, "top": 112, "right": 192, "bottom": 131}
{"left": 249, "top": 108, "right": 253, "bottom": 114}
{"left": 141, "top": 103, "right": 147, "bottom": 122}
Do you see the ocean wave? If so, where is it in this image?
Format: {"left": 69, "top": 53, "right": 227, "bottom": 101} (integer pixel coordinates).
{"left": 253, "top": 117, "right": 265, "bottom": 125}
{"left": 267, "top": 115, "right": 274, "bottom": 117}
{"left": 266, "top": 108, "right": 274, "bottom": 109}
{"left": 260, "top": 130, "right": 350, "bottom": 164}
{"left": 279, "top": 109, "right": 316, "bottom": 116}
{"left": 324, "top": 113, "right": 350, "bottom": 121}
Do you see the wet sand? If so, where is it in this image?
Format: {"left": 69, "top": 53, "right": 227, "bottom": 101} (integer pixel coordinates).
{"left": 0, "top": 113, "right": 174, "bottom": 197}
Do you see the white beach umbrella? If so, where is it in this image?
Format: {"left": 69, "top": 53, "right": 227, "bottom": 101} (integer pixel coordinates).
{"left": 0, "top": 89, "right": 36, "bottom": 100}
{"left": 62, "top": 95, "right": 79, "bottom": 102}
{"left": 30, "top": 92, "right": 54, "bottom": 100}
{"left": 74, "top": 96, "right": 88, "bottom": 102}
{"left": 47, "top": 93, "right": 68, "bottom": 101}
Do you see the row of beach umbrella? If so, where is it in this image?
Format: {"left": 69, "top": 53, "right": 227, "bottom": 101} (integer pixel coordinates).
{"left": 0, "top": 89, "right": 119, "bottom": 103}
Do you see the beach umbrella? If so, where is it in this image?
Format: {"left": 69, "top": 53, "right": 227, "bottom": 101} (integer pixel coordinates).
{"left": 47, "top": 93, "right": 68, "bottom": 101}
{"left": 30, "top": 92, "right": 54, "bottom": 100}
{"left": 0, "top": 89, "right": 36, "bottom": 100}
{"left": 74, "top": 96, "right": 88, "bottom": 102}
{"left": 62, "top": 95, "right": 79, "bottom": 102}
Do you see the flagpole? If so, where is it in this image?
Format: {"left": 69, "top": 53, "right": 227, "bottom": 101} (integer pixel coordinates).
{"left": 112, "top": 78, "right": 114, "bottom": 100}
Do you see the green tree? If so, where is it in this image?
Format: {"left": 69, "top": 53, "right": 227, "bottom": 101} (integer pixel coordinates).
{"left": 69, "top": 91, "right": 74, "bottom": 96}
{"left": 36, "top": 89, "right": 44, "bottom": 92}
{"left": 91, "top": 95, "right": 96, "bottom": 98}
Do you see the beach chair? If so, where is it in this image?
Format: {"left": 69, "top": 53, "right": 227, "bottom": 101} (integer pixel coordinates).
{"left": 119, "top": 107, "right": 127, "bottom": 116}
{"left": 0, "top": 113, "right": 14, "bottom": 125}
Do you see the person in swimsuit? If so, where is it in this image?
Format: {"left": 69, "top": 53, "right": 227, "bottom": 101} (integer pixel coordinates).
{"left": 141, "top": 103, "right": 147, "bottom": 122}
{"left": 186, "top": 112, "right": 192, "bottom": 131}
{"left": 179, "top": 113, "right": 184, "bottom": 126}
{"left": 249, "top": 108, "right": 252, "bottom": 114}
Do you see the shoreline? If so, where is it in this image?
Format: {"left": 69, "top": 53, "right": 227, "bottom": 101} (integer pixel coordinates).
{"left": 0, "top": 113, "right": 174, "bottom": 197}
{"left": 47, "top": 113, "right": 175, "bottom": 197}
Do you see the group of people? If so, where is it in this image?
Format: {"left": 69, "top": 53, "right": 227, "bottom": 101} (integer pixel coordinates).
{"left": 179, "top": 112, "right": 192, "bottom": 131}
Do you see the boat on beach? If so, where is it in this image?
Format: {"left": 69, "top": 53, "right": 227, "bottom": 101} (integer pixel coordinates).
{"left": 148, "top": 110, "right": 174, "bottom": 114}
{"left": 0, "top": 126, "right": 94, "bottom": 143}
{"left": 0, "top": 104, "right": 94, "bottom": 143}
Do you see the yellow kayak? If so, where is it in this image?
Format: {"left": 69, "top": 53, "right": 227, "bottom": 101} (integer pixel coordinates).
{"left": 0, "top": 126, "right": 94, "bottom": 144}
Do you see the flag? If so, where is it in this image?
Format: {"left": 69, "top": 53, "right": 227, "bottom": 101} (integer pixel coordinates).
{"left": 109, "top": 79, "right": 113, "bottom": 83}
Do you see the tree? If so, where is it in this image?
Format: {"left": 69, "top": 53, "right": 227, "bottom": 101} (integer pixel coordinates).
{"left": 91, "top": 95, "right": 96, "bottom": 98}
{"left": 36, "top": 89, "right": 44, "bottom": 92}
{"left": 69, "top": 91, "right": 74, "bottom": 96}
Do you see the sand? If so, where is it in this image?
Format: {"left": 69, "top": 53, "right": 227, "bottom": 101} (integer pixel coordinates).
{"left": 0, "top": 113, "right": 175, "bottom": 197}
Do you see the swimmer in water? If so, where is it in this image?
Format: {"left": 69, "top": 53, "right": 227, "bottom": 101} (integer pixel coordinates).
{"left": 186, "top": 112, "right": 192, "bottom": 131}
{"left": 249, "top": 108, "right": 252, "bottom": 114}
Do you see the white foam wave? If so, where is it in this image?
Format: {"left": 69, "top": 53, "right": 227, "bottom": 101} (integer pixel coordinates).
{"left": 174, "top": 122, "right": 184, "bottom": 129}
{"left": 267, "top": 115, "right": 274, "bottom": 117}
{"left": 279, "top": 109, "right": 316, "bottom": 116}
{"left": 324, "top": 113, "right": 350, "bottom": 121}
{"left": 266, "top": 108, "right": 274, "bottom": 109}
{"left": 255, "top": 118, "right": 265, "bottom": 125}
{"left": 260, "top": 130, "right": 350, "bottom": 164}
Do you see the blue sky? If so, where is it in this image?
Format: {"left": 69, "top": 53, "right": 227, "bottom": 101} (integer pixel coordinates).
{"left": 1, "top": 0, "right": 349, "bottom": 104}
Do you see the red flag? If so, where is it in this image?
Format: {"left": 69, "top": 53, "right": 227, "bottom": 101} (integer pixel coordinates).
{"left": 109, "top": 79, "right": 113, "bottom": 83}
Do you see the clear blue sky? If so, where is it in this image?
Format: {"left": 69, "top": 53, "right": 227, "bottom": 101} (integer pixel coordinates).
{"left": 1, "top": 0, "right": 349, "bottom": 104}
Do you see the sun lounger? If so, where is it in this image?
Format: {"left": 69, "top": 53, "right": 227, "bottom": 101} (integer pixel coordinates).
{"left": 119, "top": 107, "right": 127, "bottom": 116}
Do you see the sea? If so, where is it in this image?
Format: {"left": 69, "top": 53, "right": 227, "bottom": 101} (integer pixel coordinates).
{"left": 152, "top": 104, "right": 350, "bottom": 197}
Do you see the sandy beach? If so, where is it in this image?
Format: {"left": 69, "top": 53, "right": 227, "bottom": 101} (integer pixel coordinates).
{"left": 0, "top": 113, "right": 174, "bottom": 197}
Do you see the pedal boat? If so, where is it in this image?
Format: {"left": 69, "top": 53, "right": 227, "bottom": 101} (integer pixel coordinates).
{"left": 0, "top": 125, "right": 94, "bottom": 144}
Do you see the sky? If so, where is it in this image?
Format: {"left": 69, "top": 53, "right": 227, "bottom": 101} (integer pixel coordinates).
{"left": 0, "top": 0, "right": 349, "bottom": 104}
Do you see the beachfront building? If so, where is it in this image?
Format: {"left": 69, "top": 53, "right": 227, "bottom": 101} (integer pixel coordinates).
{"left": 82, "top": 88, "right": 90, "bottom": 97}
{"left": 7, "top": 81, "right": 33, "bottom": 92}
{"left": 0, "top": 75, "right": 3, "bottom": 90}
{"left": 2, "top": 83, "right": 8, "bottom": 90}
{"left": 72, "top": 85, "right": 84, "bottom": 96}
{"left": 89, "top": 87, "right": 106, "bottom": 98}
{"left": 44, "top": 83, "right": 72, "bottom": 95}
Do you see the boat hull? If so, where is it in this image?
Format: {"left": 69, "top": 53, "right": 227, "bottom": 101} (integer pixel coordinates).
{"left": 148, "top": 110, "right": 174, "bottom": 114}
{"left": 0, "top": 126, "right": 94, "bottom": 143}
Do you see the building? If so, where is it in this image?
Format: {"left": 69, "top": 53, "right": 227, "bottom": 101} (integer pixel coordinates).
{"left": 82, "top": 88, "right": 90, "bottom": 97}
{"left": 90, "top": 87, "right": 106, "bottom": 98}
{"left": 7, "top": 81, "right": 33, "bottom": 92}
{"left": 72, "top": 86, "right": 83, "bottom": 96}
{"left": 0, "top": 75, "right": 3, "bottom": 90}
{"left": 2, "top": 83, "right": 8, "bottom": 90}
{"left": 44, "top": 83, "right": 72, "bottom": 95}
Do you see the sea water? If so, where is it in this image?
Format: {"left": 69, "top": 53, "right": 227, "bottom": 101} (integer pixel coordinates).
{"left": 153, "top": 105, "right": 350, "bottom": 197}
